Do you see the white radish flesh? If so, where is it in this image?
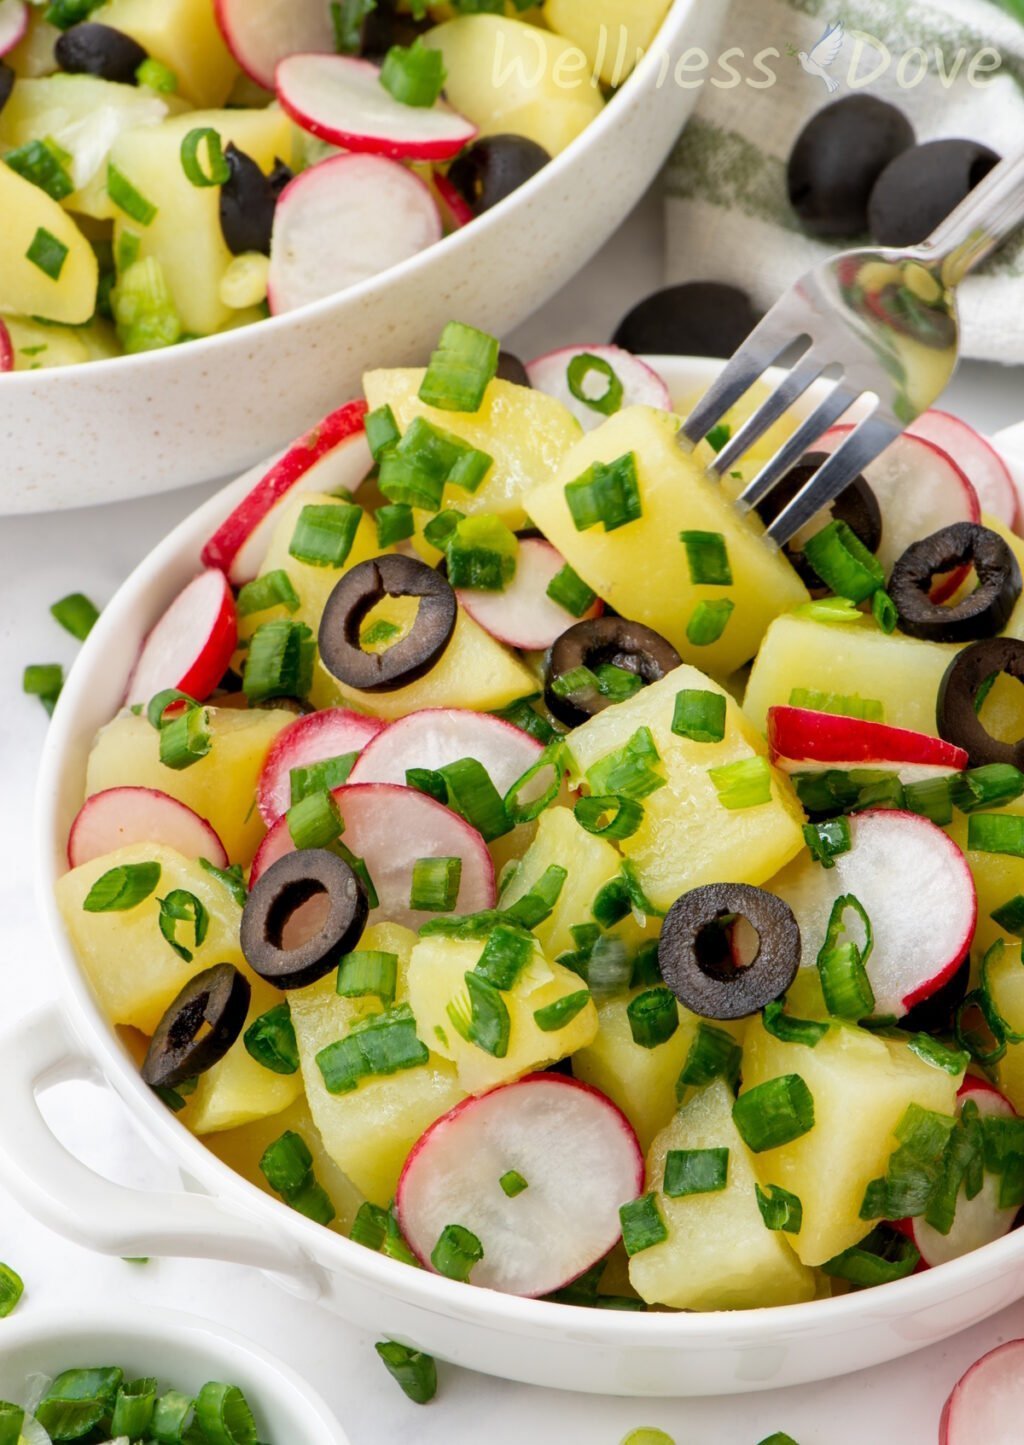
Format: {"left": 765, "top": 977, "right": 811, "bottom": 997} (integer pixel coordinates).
{"left": 276, "top": 53, "right": 477, "bottom": 160}
{"left": 348, "top": 708, "right": 542, "bottom": 796}
{"left": 214, "top": 0, "right": 335, "bottom": 90}
{"left": 772, "top": 810, "right": 977, "bottom": 1017}
{"left": 201, "top": 400, "right": 371, "bottom": 584}
{"left": 0, "top": 0, "right": 27, "bottom": 56}
{"left": 248, "top": 781, "right": 495, "bottom": 927}
{"left": 257, "top": 707, "right": 385, "bottom": 824}
{"left": 768, "top": 706, "right": 968, "bottom": 786}
{"left": 125, "top": 570, "right": 237, "bottom": 708}
{"left": 268, "top": 154, "right": 441, "bottom": 316}
{"left": 396, "top": 1074, "right": 644, "bottom": 1297}
{"left": 941, "top": 1338, "right": 1024, "bottom": 1444}
{"left": 68, "top": 787, "right": 229, "bottom": 869}
{"left": 909, "top": 410, "right": 1018, "bottom": 529}
{"left": 527, "top": 346, "right": 672, "bottom": 434}
{"left": 457, "top": 537, "right": 601, "bottom": 651}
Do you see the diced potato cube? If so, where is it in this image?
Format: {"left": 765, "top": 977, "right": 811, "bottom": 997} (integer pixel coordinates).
{"left": 545, "top": 0, "right": 672, "bottom": 85}
{"left": 985, "top": 940, "right": 1024, "bottom": 1113}
{"left": 187, "top": 979, "right": 303, "bottom": 1135}
{"left": 0, "top": 163, "right": 97, "bottom": 323}
{"left": 94, "top": 0, "right": 238, "bottom": 107}
{"left": 948, "top": 797, "right": 1024, "bottom": 959}
{"left": 3, "top": 314, "right": 119, "bottom": 369}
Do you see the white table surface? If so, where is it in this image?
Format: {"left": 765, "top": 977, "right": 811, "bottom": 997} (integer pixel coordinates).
{"left": 5, "top": 187, "right": 1024, "bottom": 1445}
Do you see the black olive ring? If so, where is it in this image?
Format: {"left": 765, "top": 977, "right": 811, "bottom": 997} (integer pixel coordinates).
{"left": 937, "top": 636, "right": 1024, "bottom": 769}
{"left": 890, "top": 523, "right": 1022, "bottom": 643}
{"left": 240, "top": 848, "right": 369, "bottom": 990}
{"left": 142, "top": 963, "right": 251, "bottom": 1090}
{"left": 545, "top": 615, "right": 682, "bottom": 727}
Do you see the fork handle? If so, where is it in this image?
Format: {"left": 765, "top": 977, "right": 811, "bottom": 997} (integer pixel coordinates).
{"left": 918, "top": 147, "right": 1024, "bottom": 285}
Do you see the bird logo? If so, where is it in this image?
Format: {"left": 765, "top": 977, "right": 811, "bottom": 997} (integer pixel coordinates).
{"left": 787, "top": 20, "right": 845, "bottom": 93}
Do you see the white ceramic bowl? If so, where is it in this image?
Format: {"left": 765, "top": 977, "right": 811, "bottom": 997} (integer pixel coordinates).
{"left": 0, "top": 0, "right": 728, "bottom": 516}
{"left": 0, "top": 1306, "right": 350, "bottom": 1442}
{"left": 14, "top": 353, "right": 1024, "bottom": 1398}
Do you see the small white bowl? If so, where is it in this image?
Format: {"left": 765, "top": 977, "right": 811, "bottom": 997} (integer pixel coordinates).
{"left": 0, "top": 0, "right": 728, "bottom": 515}
{"left": 0, "top": 1306, "right": 350, "bottom": 1442}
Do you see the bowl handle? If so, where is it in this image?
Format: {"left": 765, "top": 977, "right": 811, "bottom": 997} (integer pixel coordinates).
{"left": 0, "top": 1004, "right": 323, "bottom": 1293}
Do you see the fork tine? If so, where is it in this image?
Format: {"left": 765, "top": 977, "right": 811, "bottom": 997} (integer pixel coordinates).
{"left": 765, "top": 411, "right": 901, "bottom": 547}
{"left": 678, "top": 315, "right": 803, "bottom": 446}
{"left": 734, "top": 382, "right": 860, "bottom": 513}
{"left": 711, "top": 351, "right": 830, "bottom": 477}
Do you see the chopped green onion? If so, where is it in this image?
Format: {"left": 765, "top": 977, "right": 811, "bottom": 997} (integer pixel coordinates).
{"left": 107, "top": 163, "right": 157, "bottom": 225}
{"left": 620, "top": 860, "right": 664, "bottom": 919}
{"left": 968, "top": 811, "right": 1024, "bottom": 857}
{"left": 337, "top": 950, "right": 399, "bottom": 1007}
{"left": 0, "top": 1403, "right": 24, "bottom": 1445}
{"left": 158, "top": 702, "right": 211, "bottom": 770}
{"left": 679, "top": 529, "right": 732, "bottom": 586}
{"left": 859, "top": 1104, "right": 958, "bottom": 1220}
{"left": 503, "top": 863, "right": 567, "bottom": 928}
{"left": 23, "top": 661, "right": 63, "bottom": 714}
{"left": 375, "top": 1341, "right": 438, "bottom": 1405}
{"left": 802, "top": 519, "right": 884, "bottom": 603}
{"left": 676, "top": 1022, "right": 742, "bottom": 1097}
{"left": 0, "top": 1265, "right": 23, "bottom": 1319}
{"left": 706, "top": 422, "right": 731, "bottom": 452}
{"left": 236, "top": 569, "right": 299, "bottom": 617}
{"left": 379, "top": 416, "right": 492, "bottom": 507}
{"left": 422, "top": 507, "right": 465, "bottom": 550}
{"left": 906, "top": 1033, "right": 969, "bottom": 1075}
{"left": 432, "top": 1222, "right": 484, "bottom": 1281}
{"left": 574, "top": 793, "right": 644, "bottom": 840}
{"left": 151, "top": 1391, "right": 193, "bottom": 1440}
{"left": 955, "top": 989, "right": 1007, "bottom": 1066}
{"left": 504, "top": 742, "right": 564, "bottom": 824}
{"left": 243, "top": 1002, "right": 299, "bottom": 1075}
{"left": 803, "top": 817, "right": 852, "bottom": 869}
{"left": 446, "top": 514, "right": 518, "bottom": 591}
{"left": 350, "top": 1202, "right": 412, "bottom": 1260}
{"left": 631, "top": 940, "right": 663, "bottom": 989}
{"left": 566, "top": 352, "right": 624, "bottom": 416}
{"left": 586, "top": 726, "right": 664, "bottom": 801}
{"left": 289, "top": 501, "right": 362, "bottom": 568}
{"left": 243, "top": 618, "right": 315, "bottom": 702}
{"left": 365, "top": 403, "right": 401, "bottom": 460}
{"left": 110, "top": 1377, "right": 157, "bottom": 1438}
{"left": 663, "top": 1146, "right": 728, "bottom": 1198}
{"left": 381, "top": 34, "right": 447, "bottom": 105}
{"left": 410, "top": 855, "right": 462, "bottom": 912}
{"left": 419, "top": 320, "right": 499, "bottom": 411}
{"left": 534, "top": 989, "right": 591, "bottom": 1032}
{"left": 406, "top": 766, "right": 447, "bottom": 803}
{"left": 821, "top": 1224, "right": 919, "bottom": 1286}
{"left": 331, "top": 0, "right": 377, "bottom": 53}
{"left": 707, "top": 754, "right": 772, "bottom": 810}
{"left": 872, "top": 588, "right": 898, "bottom": 633}
{"left": 157, "top": 889, "right": 208, "bottom": 962}
{"left": 500, "top": 1169, "right": 528, "bottom": 1197}
{"left": 447, "top": 971, "right": 510, "bottom": 1056}
{"left": 686, "top": 598, "right": 734, "bottom": 646}
{"left": 788, "top": 687, "right": 883, "bottom": 721}
{"left": 194, "top": 1381, "right": 259, "bottom": 1444}
{"left": 287, "top": 788, "right": 343, "bottom": 850}
{"left": 619, "top": 1192, "right": 668, "bottom": 1255}
{"left": 44, "top": 0, "right": 102, "bottom": 26}
{"left": 565, "top": 451, "right": 642, "bottom": 533}
{"left": 113, "top": 254, "right": 181, "bottom": 352}
{"left": 290, "top": 751, "right": 358, "bottom": 804}
{"left": 375, "top": 502, "right": 415, "bottom": 548}
{"left": 316, "top": 1004, "right": 428, "bottom": 1094}
{"left": 991, "top": 894, "right": 1024, "bottom": 936}
{"left": 136, "top": 57, "right": 178, "bottom": 90}
{"left": 83, "top": 860, "right": 161, "bottom": 912}
{"left": 546, "top": 562, "right": 597, "bottom": 617}
{"left": 5, "top": 138, "right": 74, "bottom": 201}
{"left": 626, "top": 987, "right": 679, "bottom": 1049}
{"left": 757, "top": 1434, "right": 800, "bottom": 1445}
{"left": 671, "top": 688, "right": 726, "bottom": 743}
{"left": 903, "top": 774, "right": 954, "bottom": 826}
{"left": 762, "top": 1000, "right": 828, "bottom": 1048}
{"left": 816, "top": 893, "right": 874, "bottom": 1019}
{"left": 25, "top": 227, "right": 68, "bottom": 284}
{"left": 591, "top": 876, "right": 631, "bottom": 928}
{"left": 180, "top": 126, "right": 231, "bottom": 187}
{"left": 951, "top": 764, "right": 1024, "bottom": 813}
{"left": 755, "top": 1183, "right": 803, "bottom": 1234}
{"left": 36, "top": 1368, "right": 123, "bottom": 1438}
{"left": 475, "top": 925, "right": 533, "bottom": 990}
{"left": 793, "top": 596, "right": 867, "bottom": 625}
{"left": 116, "top": 229, "right": 140, "bottom": 273}
{"left": 732, "top": 1074, "right": 815, "bottom": 1152}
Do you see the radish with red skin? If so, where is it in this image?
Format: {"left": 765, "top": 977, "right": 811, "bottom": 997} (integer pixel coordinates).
{"left": 771, "top": 810, "right": 977, "bottom": 1018}
{"left": 396, "top": 1074, "right": 644, "bottom": 1298}
{"left": 455, "top": 538, "right": 602, "bottom": 652}
{"left": 214, "top": 0, "right": 334, "bottom": 91}
{"left": 0, "top": 318, "right": 12, "bottom": 372}
{"left": 125, "top": 569, "right": 237, "bottom": 708}
{"left": 0, "top": 0, "right": 27, "bottom": 56}
{"left": 248, "top": 781, "right": 495, "bottom": 927}
{"left": 276, "top": 53, "right": 476, "bottom": 161}
{"left": 67, "top": 787, "right": 229, "bottom": 870}
{"left": 433, "top": 169, "right": 474, "bottom": 231}
{"left": 257, "top": 707, "right": 385, "bottom": 825}
{"left": 201, "top": 400, "right": 371, "bottom": 585}
{"left": 267, "top": 154, "right": 442, "bottom": 316}
{"left": 908, "top": 410, "right": 1018, "bottom": 529}
{"left": 348, "top": 707, "right": 542, "bottom": 795}
{"left": 768, "top": 706, "right": 968, "bottom": 785}
{"left": 940, "top": 1338, "right": 1024, "bottom": 1444}
{"left": 526, "top": 346, "right": 672, "bottom": 433}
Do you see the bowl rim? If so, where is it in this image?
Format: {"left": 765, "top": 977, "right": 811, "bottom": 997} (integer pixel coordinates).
{"left": 0, "top": 0, "right": 699, "bottom": 392}
{"left": 35, "top": 349, "right": 1022, "bottom": 1347}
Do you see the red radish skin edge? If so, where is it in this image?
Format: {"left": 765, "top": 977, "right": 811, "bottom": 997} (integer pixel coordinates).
{"left": 899, "top": 817, "right": 977, "bottom": 1011}
{"left": 125, "top": 570, "right": 237, "bottom": 708}
{"left": 526, "top": 345, "right": 672, "bottom": 430}
{"left": 909, "top": 410, "right": 1018, "bottom": 530}
{"left": 68, "top": 787, "right": 229, "bottom": 870}
{"left": 213, "top": 0, "right": 335, "bottom": 90}
{"left": 0, "top": 318, "right": 12, "bottom": 371}
{"left": 768, "top": 707, "right": 969, "bottom": 771}
{"left": 256, "top": 707, "right": 386, "bottom": 825}
{"left": 433, "top": 170, "right": 475, "bottom": 230}
{"left": 940, "top": 1338, "right": 1024, "bottom": 1444}
{"left": 0, "top": 0, "right": 27, "bottom": 56}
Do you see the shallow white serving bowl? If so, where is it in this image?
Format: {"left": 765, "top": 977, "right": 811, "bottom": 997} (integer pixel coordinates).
{"left": 0, "top": 0, "right": 727, "bottom": 516}
{"left": 12, "top": 353, "right": 1024, "bottom": 1397}
{"left": 0, "top": 1306, "right": 350, "bottom": 1441}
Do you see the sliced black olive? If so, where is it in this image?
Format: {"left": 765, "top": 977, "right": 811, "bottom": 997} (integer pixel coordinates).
{"left": 890, "top": 523, "right": 1021, "bottom": 643}
{"left": 545, "top": 615, "right": 682, "bottom": 727}
{"left": 142, "top": 963, "right": 251, "bottom": 1090}
{"left": 869, "top": 139, "right": 1001, "bottom": 247}
{"left": 897, "top": 956, "right": 970, "bottom": 1036}
{"left": 219, "top": 144, "right": 292, "bottom": 257}
{"left": 496, "top": 351, "right": 531, "bottom": 388}
{"left": 612, "top": 283, "right": 761, "bottom": 360}
{"left": 937, "top": 637, "right": 1024, "bottom": 769}
{"left": 54, "top": 23, "right": 148, "bottom": 83}
{"left": 658, "top": 884, "right": 801, "bottom": 1021}
{"left": 788, "top": 96, "right": 915, "bottom": 238}
{"left": 0, "top": 62, "right": 14, "bottom": 116}
{"left": 360, "top": 5, "right": 430, "bottom": 60}
{"left": 319, "top": 554, "right": 457, "bottom": 693}
{"left": 755, "top": 451, "right": 882, "bottom": 591}
{"left": 241, "top": 848, "right": 369, "bottom": 990}
{"left": 447, "top": 135, "right": 551, "bottom": 217}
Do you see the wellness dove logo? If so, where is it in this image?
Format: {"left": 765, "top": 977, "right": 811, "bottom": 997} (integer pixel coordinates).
{"left": 788, "top": 20, "right": 846, "bottom": 93}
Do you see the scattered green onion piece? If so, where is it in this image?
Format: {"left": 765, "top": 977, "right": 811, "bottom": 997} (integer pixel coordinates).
{"left": 706, "top": 422, "right": 731, "bottom": 452}
{"left": 566, "top": 352, "right": 624, "bottom": 416}
{"left": 676, "top": 1022, "right": 742, "bottom": 1098}
{"left": 365, "top": 403, "right": 401, "bottom": 460}
{"left": 380, "top": 34, "right": 449, "bottom": 106}
{"left": 671, "top": 688, "right": 726, "bottom": 743}
{"left": 755, "top": 1183, "right": 803, "bottom": 1234}
{"left": 83, "top": 860, "right": 161, "bottom": 913}
{"left": 620, "top": 1430, "right": 675, "bottom": 1445}
{"left": 180, "top": 126, "right": 231, "bottom": 187}
{"left": 406, "top": 766, "right": 447, "bottom": 803}
{"left": 906, "top": 1033, "right": 969, "bottom": 1075}
{"left": 359, "top": 620, "right": 401, "bottom": 651}
{"left": 110, "top": 1377, "right": 157, "bottom": 1438}
{"left": 859, "top": 1104, "right": 958, "bottom": 1220}
{"left": 422, "top": 507, "right": 465, "bottom": 550}
{"left": 686, "top": 598, "right": 734, "bottom": 646}
{"left": 586, "top": 727, "right": 664, "bottom": 802}
{"left": 157, "top": 888, "right": 208, "bottom": 962}
{"left": 410, "top": 855, "right": 461, "bottom": 912}
{"left": 708, "top": 754, "right": 772, "bottom": 811}
{"left": 534, "top": 989, "right": 591, "bottom": 1032}
{"left": 146, "top": 687, "right": 198, "bottom": 730}
{"left": 375, "top": 1341, "right": 438, "bottom": 1405}
{"left": 259, "top": 1131, "right": 335, "bottom": 1224}
{"left": 626, "top": 987, "right": 679, "bottom": 1049}
{"left": 136, "top": 57, "right": 177, "bottom": 90}
{"left": 290, "top": 751, "right": 358, "bottom": 805}
{"left": 351, "top": 1202, "right": 418, "bottom": 1264}
{"left": 194, "top": 1381, "right": 258, "bottom": 1445}
{"left": 447, "top": 971, "right": 510, "bottom": 1056}
{"left": 446, "top": 514, "right": 518, "bottom": 591}
{"left": 505, "top": 742, "right": 564, "bottom": 824}
{"left": 574, "top": 793, "right": 644, "bottom": 840}
{"left": 236, "top": 569, "right": 299, "bottom": 617}
{"left": 243, "top": 618, "right": 315, "bottom": 702}
{"left": 788, "top": 687, "right": 883, "bottom": 721}
{"left": 952, "top": 764, "right": 1024, "bottom": 813}
{"left": 803, "top": 817, "right": 851, "bottom": 869}
{"left": 903, "top": 774, "right": 954, "bottom": 826}
{"left": 679, "top": 529, "right": 732, "bottom": 586}
{"left": 793, "top": 596, "right": 867, "bottom": 625}
{"left": 872, "top": 588, "right": 898, "bottom": 633}
{"left": 0, "top": 1265, "right": 23, "bottom": 1319}
{"left": 116, "top": 229, "right": 140, "bottom": 273}
{"left": 287, "top": 787, "right": 343, "bottom": 851}
{"left": 36, "top": 1368, "right": 123, "bottom": 1438}
{"left": 802, "top": 519, "right": 884, "bottom": 603}
{"left": 44, "top": 0, "right": 102, "bottom": 25}
{"left": 595, "top": 661, "right": 644, "bottom": 701}
{"left": 565, "top": 451, "right": 642, "bottom": 533}
{"left": 821, "top": 1224, "right": 919, "bottom": 1286}
{"left": 0, "top": 1404, "right": 23, "bottom": 1445}
{"left": 758, "top": 1434, "right": 801, "bottom": 1445}
{"left": 5, "top": 138, "right": 73, "bottom": 200}
{"left": 475, "top": 925, "right": 533, "bottom": 990}
{"left": 159, "top": 702, "right": 212, "bottom": 770}
{"left": 107, "top": 162, "right": 157, "bottom": 224}
{"left": 244, "top": 1002, "right": 299, "bottom": 1074}
{"left": 619, "top": 1192, "right": 668, "bottom": 1255}
{"left": 630, "top": 940, "right": 663, "bottom": 989}
{"left": 375, "top": 502, "right": 415, "bottom": 548}
{"left": 590, "top": 875, "right": 631, "bottom": 929}
{"left": 991, "top": 894, "right": 1024, "bottom": 936}
{"left": 816, "top": 893, "right": 874, "bottom": 1019}
{"left": 663, "top": 1146, "right": 728, "bottom": 1198}
{"left": 968, "top": 811, "right": 1024, "bottom": 857}
{"left": 113, "top": 254, "right": 181, "bottom": 351}
{"left": 419, "top": 320, "right": 499, "bottom": 410}
{"left": 331, "top": 0, "right": 376, "bottom": 53}
{"left": 337, "top": 950, "right": 399, "bottom": 1006}
{"left": 289, "top": 501, "right": 362, "bottom": 568}
{"left": 26, "top": 226, "right": 68, "bottom": 281}
{"left": 955, "top": 989, "right": 1007, "bottom": 1066}
{"left": 432, "top": 1222, "right": 484, "bottom": 1281}
{"left": 151, "top": 1390, "right": 193, "bottom": 1440}
{"left": 23, "top": 661, "right": 63, "bottom": 714}
{"left": 500, "top": 1168, "right": 528, "bottom": 1197}
{"left": 316, "top": 1004, "right": 429, "bottom": 1094}
{"left": 732, "top": 1074, "right": 815, "bottom": 1152}
{"left": 762, "top": 1001, "right": 828, "bottom": 1048}
{"left": 379, "top": 417, "right": 492, "bottom": 506}
{"left": 503, "top": 863, "right": 567, "bottom": 928}
{"left": 546, "top": 562, "right": 597, "bottom": 617}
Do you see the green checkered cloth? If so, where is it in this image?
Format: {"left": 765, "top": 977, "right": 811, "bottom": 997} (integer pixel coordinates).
{"left": 664, "top": 0, "right": 1024, "bottom": 362}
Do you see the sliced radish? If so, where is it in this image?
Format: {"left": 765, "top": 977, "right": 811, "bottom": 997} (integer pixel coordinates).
{"left": 0, "top": 0, "right": 27, "bottom": 56}
{"left": 0, "top": 319, "right": 13, "bottom": 374}
{"left": 248, "top": 781, "right": 495, "bottom": 927}
{"left": 396, "top": 1074, "right": 643, "bottom": 1297}
{"left": 527, "top": 346, "right": 672, "bottom": 434}
{"left": 68, "top": 787, "right": 228, "bottom": 870}
{"left": 201, "top": 399, "right": 371, "bottom": 585}
{"left": 772, "top": 810, "right": 977, "bottom": 1018}
{"left": 940, "top": 1338, "right": 1024, "bottom": 1444}
{"left": 125, "top": 570, "right": 237, "bottom": 708}
{"left": 768, "top": 706, "right": 968, "bottom": 786}
{"left": 268, "top": 154, "right": 442, "bottom": 316}
{"left": 902, "top": 1078, "right": 1017, "bottom": 1271}
{"left": 214, "top": 0, "right": 334, "bottom": 90}
{"left": 276, "top": 53, "right": 476, "bottom": 161}
{"left": 348, "top": 707, "right": 542, "bottom": 797}
{"left": 909, "top": 411, "right": 1018, "bottom": 529}
{"left": 456, "top": 538, "right": 602, "bottom": 652}
{"left": 257, "top": 707, "right": 385, "bottom": 825}
{"left": 433, "top": 169, "right": 474, "bottom": 231}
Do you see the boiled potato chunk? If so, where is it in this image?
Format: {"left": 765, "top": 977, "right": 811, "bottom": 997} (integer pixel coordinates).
{"left": 628, "top": 1080, "right": 816, "bottom": 1310}
{"left": 565, "top": 666, "right": 805, "bottom": 914}
{"left": 94, "top": 0, "right": 238, "bottom": 107}
{"left": 56, "top": 844, "right": 245, "bottom": 1034}
{"left": 741, "top": 1018, "right": 961, "bottom": 1266}
{"left": 545, "top": 0, "right": 672, "bottom": 84}
{"left": 407, "top": 933, "right": 597, "bottom": 1094}
{"left": 187, "top": 980, "right": 303, "bottom": 1135}
{"left": 85, "top": 705, "right": 294, "bottom": 864}
{"left": 526, "top": 407, "right": 809, "bottom": 676}
{"left": 983, "top": 940, "right": 1024, "bottom": 1112}
{"left": 948, "top": 798, "right": 1024, "bottom": 959}
{"left": 0, "top": 164, "right": 96, "bottom": 323}
{"left": 2, "top": 314, "right": 119, "bottom": 369}
{"left": 363, "top": 368, "right": 582, "bottom": 530}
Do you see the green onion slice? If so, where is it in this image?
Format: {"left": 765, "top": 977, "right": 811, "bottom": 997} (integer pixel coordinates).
{"left": 574, "top": 792, "right": 644, "bottom": 840}
{"left": 287, "top": 788, "right": 344, "bottom": 850}
{"left": 431, "top": 1222, "right": 484, "bottom": 1281}
{"left": 180, "top": 126, "right": 231, "bottom": 187}
{"left": 375, "top": 1341, "right": 438, "bottom": 1405}
{"left": 244, "top": 1002, "right": 299, "bottom": 1074}
{"left": 619, "top": 1192, "right": 668, "bottom": 1255}
{"left": 107, "top": 162, "right": 157, "bottom": 224}
{"left": 337, "top": 950, "right": 399, "bottom": 1006}
{"left": 755, "top": 1182, "right": 803, "bottom": 1234}
{"left": 194, "top": 1381, "right": 258, "bottom": 1445}
{"left": 732, "top": 1074, "right": 815, "bottom": 1152}
{"left": 802, "top": 519, "right": 885, "bottom": 603}
{"left": 565, "top": 451, "right": 642, "bottom": 533}
{"left": 676, "top": 1023, "right": 741, "bottom": 1096}
{"left": 566, "top": 352, "right": 624, "bottom": 416}
{"left": 534, "top": 989, "right": 591, "bottom": 1033}
{"left": 679, "top": 529, "right": 732, "bottom": 586}
{"left": 707, "top": 754, "right": 772, "bottom": 810}
{"left": 419, "top": 320, "right": 499, "bottom": 411}
{"left": 289, "top": 501, "right": 362, "bottom": 568}
{"left": 626, "top": 987, "right": 679, "bottom": 1049}
{"left": 157, "top": 888, "right": 208, "bottom": 962}
{"left": 663, "top": 1146, "right": 729, "bottom": 1198}
{"left": 671, "top": 688, "right": 726, "bottom": 743}
{"left": 686, "top": 598, "right": 734, "bottom": 646}
{"left": 316, "top": 1005, "right": 429, "bottom": 1094}
{"left": 546, "top": 562, "right": 597, "bottom": 617}
{"left": 83, "top": 860, "right": 161, "bottom": 912}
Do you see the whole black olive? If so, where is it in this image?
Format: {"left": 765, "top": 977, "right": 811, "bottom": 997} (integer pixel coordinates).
{"left": 756, "top": 451, "right": 882, "bottom": 591}
{"left": 496, "top": 351, "right": 531, "bottom": 388}
{"left": 938, "top": 637, "right": 1024, "bottom": 769}
{"left": 890, "top": 523, "right": 1021, "bottom": 643}
{"left": 241, "top": 848, "right": 369, "bottom": 990}
{"left": 447, "top": 135, "right": 551, "bottom": 217}
{"left": 142, "top": 964, "right": 251, "bottom": 1090}
{"left": 0, "top": 62, "right": 14, "bottom": 116}
{"left": 54, "top": 23, "right": 148, "bottom": 84}
{"left": 868, "top": 139, "right": 1001, "bottom": 247}
{"left": 319, "top": 555, "right": 457, "bottom": 693}
{"left": 788, "top": 95, "right": 915, "bottom": 238}
{"left": 612, "top": 283, "right": 762, "bottom": 361}
{"left": 545, "top": 615, "right": 682, "bottom": 727}
{"left": 659, "top": 884, "right": 801, "bottom": 1020}
{"left": 219, "top": 144, "right": 292, "bottom": 257}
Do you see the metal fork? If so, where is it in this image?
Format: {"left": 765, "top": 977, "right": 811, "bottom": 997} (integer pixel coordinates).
{"left": 680, "top": 148, "right": 1024, "bottom": 546}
